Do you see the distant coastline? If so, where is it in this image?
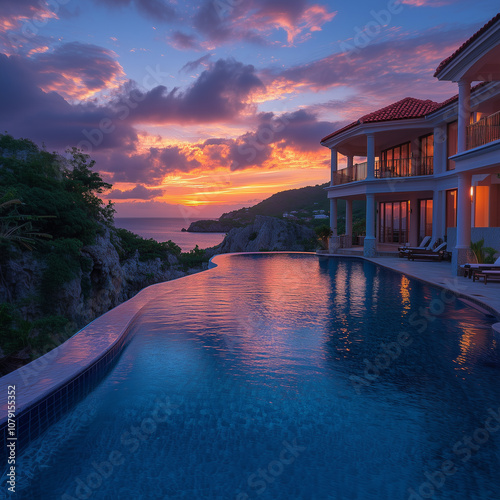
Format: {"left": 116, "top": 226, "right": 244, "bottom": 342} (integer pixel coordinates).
{"left": 114, "top": 217, "right": 226, "bottom": 251}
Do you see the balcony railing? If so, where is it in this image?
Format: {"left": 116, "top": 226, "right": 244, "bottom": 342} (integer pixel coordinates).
{"left": 376, "top": 157, "right": 433, "bottom": 178}
{"left": 331, "top": 157, "right": 433, "bottom": 185}
{"left": 467, "top": 111, "right": 500, "bottom": 150}
{"left": 331, "top": 162, "right": 367, "bottom": 185}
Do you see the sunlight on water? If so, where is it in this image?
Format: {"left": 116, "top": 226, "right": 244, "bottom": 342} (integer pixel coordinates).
{"left": 9, "top": 254, "right": 500, "bottom": 500}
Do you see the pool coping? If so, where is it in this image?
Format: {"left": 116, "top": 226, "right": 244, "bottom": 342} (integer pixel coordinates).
{"left": 1, "top": 251, "right": 498, "bottom": 447}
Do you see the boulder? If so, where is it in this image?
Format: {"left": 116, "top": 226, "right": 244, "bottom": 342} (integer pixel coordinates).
{"left": 217, "top": 216, "right": 316, "bottom": 253}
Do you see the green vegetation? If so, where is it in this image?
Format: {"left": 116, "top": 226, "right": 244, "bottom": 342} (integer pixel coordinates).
{"left": 115, "top": 228, "right": 181, "bottom": 262}
{"left": 0, "top": 134, "right": 115, "bottom": 246}
{"left": 0, "top": 198, "right": 53, "bottom": 250}
{"left": 470, "top": 239, "right": 497, "bottom": 264}
{"left": 217, "top": 184, "right": 366, "bottom": 233}
{"left": 315, "top": 225, "right": 333, "bottom": 250}
{"left": 178, "top": 245, "right": 210, "bottom": 270}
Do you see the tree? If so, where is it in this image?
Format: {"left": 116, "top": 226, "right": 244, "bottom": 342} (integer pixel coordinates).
{"left": 315, "top": 225, "right": 333, "bottom": 250}
{"left": 64, "top": 147, "right": 115, "bottom": 223}
{"left": 0, "top": 197, "right": 52, "bottom": 250}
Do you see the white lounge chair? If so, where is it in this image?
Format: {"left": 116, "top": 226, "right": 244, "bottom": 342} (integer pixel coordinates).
{"left": 461, "top": 256, "right": 500, "bottom": 278}
{"left": 398, "top": 236, "right": 431, "bottom": 258}
{"left": 473, "top": 269, "right": 500, "bottom": 284}
{"left": 408, "top": 242, "right": 447, "bottom": 261}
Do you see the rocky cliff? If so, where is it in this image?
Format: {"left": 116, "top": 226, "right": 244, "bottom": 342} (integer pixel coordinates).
{"left": 216, "top": 215, "right": 316, "bottom": 253}
{"left": 186, "top": 219, "right": 241, "bottom": 233}
{"left": 0, "top": 226, "right": 194, "bottom": 372}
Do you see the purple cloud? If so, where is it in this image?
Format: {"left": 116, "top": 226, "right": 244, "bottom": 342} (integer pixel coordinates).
{"left": 108, "top": 184, "right": 163, "bottom": 200}
{"left": 169, "top": 31, "right": 200, "bottom": 51}
{"left": 124, "top": 58, "right": 264, "bottom": 124}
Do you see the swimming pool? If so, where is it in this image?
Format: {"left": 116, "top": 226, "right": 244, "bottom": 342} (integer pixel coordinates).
{"left": 6, "top": 254, "right": 500, "bottom": 499}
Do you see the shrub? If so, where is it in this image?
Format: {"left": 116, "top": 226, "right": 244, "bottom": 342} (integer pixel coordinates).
{"left": 115, "top": 228, "right": 181, "bottom": 262}
{"left": 178, "top": 245, "right": 208, "bottom": 270}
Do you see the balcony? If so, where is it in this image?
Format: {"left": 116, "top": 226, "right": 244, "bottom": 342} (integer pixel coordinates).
{"left": 331, "top": 162, "right": 367, "bottom": 185}
{"left": 376, "top": 157, "right": 433, "bottom": 178}
{"left": 467, "top": 111, "right": 500, "bottom": 150}
{"left": 331, "top": 157, "right": 433, "bottom": 186}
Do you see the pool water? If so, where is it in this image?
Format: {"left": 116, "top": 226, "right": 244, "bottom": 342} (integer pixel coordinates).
{"left": 9, "top": 254, "right": 500, "bottom": 499}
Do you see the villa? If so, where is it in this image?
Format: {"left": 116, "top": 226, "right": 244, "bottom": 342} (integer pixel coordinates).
{"left": 321, "top": 13, "right": 500, "bottom": 274}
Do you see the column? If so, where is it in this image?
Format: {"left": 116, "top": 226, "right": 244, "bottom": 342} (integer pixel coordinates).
{"left": 432, "top": 190, "right": 445, "bottom": 244}
{"left": 433, "top": 125, "right": 446, "bottom": 175}
{"left": 366, "top": 134, "right": 375, "bottom": 180}
{"left": 347, "top": 156, "right": 354, "bottom": 169}
{"left": 364, "top": 193, "right": 377, "bottom": 257}
{"left": 457, "top": 80, "right": 471, "bottom": 154}
{"left": 329, "top": 198, "right": 340, "bottom": 253}
{"left": 345, "top": 199, "right": 353, "bottom": 248}
{"left": 431, "top": 190, "right": 440, "bottom": 245}
{"left": 453, "top": 172, "right": 472, "bottom": 275}
{"left": 409, "top": 195, "right": 419, "bottom": 247}
{"left": 330, "top": 148, "right": 338, "bottom": 186}
{"left": 456, "top": 172, "right": 472, "bottom": 248}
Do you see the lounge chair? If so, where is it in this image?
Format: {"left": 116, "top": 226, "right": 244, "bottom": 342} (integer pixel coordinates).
{"left": 408, "top": 242, "right": 447, "bottom": 261}
{"left": 472, "top": 270, "right": 500, "bottom": 284}
{"left": 398, "top": 236, "right": 431, "bottom": 258}
{"left": 461, "top": 256, "right": 500, "bottom": 278}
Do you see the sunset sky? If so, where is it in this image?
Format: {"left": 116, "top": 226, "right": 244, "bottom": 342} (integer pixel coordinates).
{"left": 1, "top": 0, "right": 498, "bottom": 218}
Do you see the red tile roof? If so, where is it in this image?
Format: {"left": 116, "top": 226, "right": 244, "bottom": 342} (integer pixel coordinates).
{"left": 321, "top": 97, "right": 441, "bottom": 143}
{"left": 434, "top": 13, "right": 500, "bottom": 77}
{"left": 320, "top": 82, "right": 496, "bottom": 144}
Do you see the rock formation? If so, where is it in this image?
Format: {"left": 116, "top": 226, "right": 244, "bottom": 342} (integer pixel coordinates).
{"left": 216, "top": 215, "right": 316, "bottom": 253}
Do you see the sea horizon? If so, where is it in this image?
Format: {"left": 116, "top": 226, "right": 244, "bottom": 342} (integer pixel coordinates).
{"left": 114, "top": 217, "right": 226, "bottom": 252}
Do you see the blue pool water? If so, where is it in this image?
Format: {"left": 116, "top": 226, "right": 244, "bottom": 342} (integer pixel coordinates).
{"left": 10, "top": 254, "right": 500, "bottom": 499}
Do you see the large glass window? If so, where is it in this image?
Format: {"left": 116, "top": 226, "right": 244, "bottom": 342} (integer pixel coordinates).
{"left": 447, "top": 121, "right": 458, "bottom": 170}
{"left": 420, "top": 134, "right": 434, "bottom": 175}
{"left": 380, "top": 142, "right": 411, "bottom": 177}
{"left": 379, "top": 201, "right": 409, "bottom": 243}
{"left": 419, "top": 199, "right": 433, "bottom": 241}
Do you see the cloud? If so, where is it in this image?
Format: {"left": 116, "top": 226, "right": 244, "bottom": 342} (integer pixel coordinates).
{"left": 227, "top": 110, "right": 338, "bottom": 170}
{"left": 181, "top": 54, "right": 212, "bottom": 73}
{"left": 125, "top": 58, "right": 264, "bottom": 124}
{"left": 28, "top": 42, "right": 126, "bottom": 100}
{"left": 260, "top": 24, "right": 472, "bottom": 112}
{"left": 169, "top": 31, "right": 200, "bottom": 51}
{"left": 193, "top": 0, "right": 336, "bottom": 47}
{"left": 96, "top": 0, "right": 175, "bottom": 21}
{"left": 0, "top": 0, "right": 57, "bottom": 32}
{"left": 0, "top": 52, "right": 138, "bottom": 150}
{"left": 108, "top": 184, "right": 164, "bottom": 200}
{"left": 101, "top": 146, "right": 202, "bottom": 184}
{"left": 0, "top": 51, "right": 263, "bottom": 153}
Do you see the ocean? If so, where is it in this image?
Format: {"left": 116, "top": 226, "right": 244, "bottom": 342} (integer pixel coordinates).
{"left": 114, "top": 217, "right": 226, "bottom": 252}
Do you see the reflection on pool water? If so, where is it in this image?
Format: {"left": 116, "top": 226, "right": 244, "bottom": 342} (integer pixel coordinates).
{"left": 9, "top": 254, "right": 500, "bottom": 499}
